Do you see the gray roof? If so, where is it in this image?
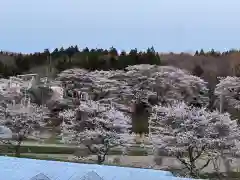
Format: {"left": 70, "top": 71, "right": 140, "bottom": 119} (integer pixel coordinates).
{"left": 0, "top": 156, "right": 195, "bottom": 180}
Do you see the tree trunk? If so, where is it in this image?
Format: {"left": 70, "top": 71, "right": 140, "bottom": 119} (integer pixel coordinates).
{"left": 15, "top": 144, "right": 21, "bottom": 157}
{"left": 97, "top": 155, "right": 105, "bottom": 164}
{"left": 220, "top": 146, "right": 231, "bottom": 173}
{"left": 222, "top": 155, "right": 231, "bottom": 173}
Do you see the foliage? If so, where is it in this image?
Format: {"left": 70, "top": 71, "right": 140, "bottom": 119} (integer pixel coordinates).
{"left": 149, "top": 101, "right": 240, "bottom": 178}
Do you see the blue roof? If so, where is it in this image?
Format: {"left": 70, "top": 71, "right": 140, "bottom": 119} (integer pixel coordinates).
{"left": 0, "top": 156, "right": 195, "bottom": 180}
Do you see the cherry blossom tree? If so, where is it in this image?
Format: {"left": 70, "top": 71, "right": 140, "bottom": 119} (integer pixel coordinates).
{"left": 57, "top": 65, "right": 209, "bottom": 113}
{"left": 149, "top": 101, "right": 240, "bottom": 177}
{"left": 0, "top": 98, "right": 50, "bottom": 157}
{"left": 57, "top": 65, "right": 209, "bottom": 139}
{"left": 125, "top": 65, "right": 209, "bottom": 107}
{"left": 59, "top": 97, "right": 132, "bottom": 164}
{"left": 57, "top": 68, "right": 132, "bottom": 113}
{"left": 0, "top": 75, "right": 38, "bottom": 105}
{"left": 0, "top": 77, "right": 24, "bottom": 103}
{"left": 125, "top": 65, "right": 209, "bottom": 136}
{"left": 215, "top": 76, "right": 240, "bottom": 111}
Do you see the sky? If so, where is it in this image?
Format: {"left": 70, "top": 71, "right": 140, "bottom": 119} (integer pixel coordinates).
{"left": 0, "top": 0, "right": 240, "bottom": 53}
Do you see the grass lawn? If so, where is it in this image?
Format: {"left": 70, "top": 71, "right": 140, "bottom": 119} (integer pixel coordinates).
{"left": 0, "top": 144, "right": 149, "bottom": 156}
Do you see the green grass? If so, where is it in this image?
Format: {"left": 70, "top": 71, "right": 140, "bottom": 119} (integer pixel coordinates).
{"left": 0, "top": 144, "right": 76, "bottom": 154}
{"left": 0, "top": 144, "right": 149, "bottom": 156}
{"left": 2, "top": 153, "right": 70, "bottom": 162}
{"left": 127, "top": 149, "right": 148, "bottom": 156}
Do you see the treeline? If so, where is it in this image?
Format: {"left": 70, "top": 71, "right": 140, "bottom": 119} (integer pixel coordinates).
{"left": 0, "top": 46, "right": 161, "bottom": 78}
{"left": 194, "top": 48, "right": 240, "bottom": 57}
{"left": 1, "top": 46, "right": 240, "bottom": 78}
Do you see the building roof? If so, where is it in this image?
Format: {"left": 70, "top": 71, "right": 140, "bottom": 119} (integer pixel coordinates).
{"left": 0, "top": 156, "right": 195, "bottom": 180}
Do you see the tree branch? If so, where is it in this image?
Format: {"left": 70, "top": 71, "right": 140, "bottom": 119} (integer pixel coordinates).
{"left": 86, "top": 144, "right": 97, "bottom": 154}
{"left": 176, "top": 152, "right": 191, "bottom": 171}
{"left": 193, "top": 145, "right": 206, "bottom": 162}
{"left": 199, "top": 159, "right": 211, "bottom": 171}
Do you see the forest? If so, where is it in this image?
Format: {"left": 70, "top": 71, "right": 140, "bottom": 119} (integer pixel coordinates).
{"left": 1, "top": 46, "right": 240, "bottom": 78}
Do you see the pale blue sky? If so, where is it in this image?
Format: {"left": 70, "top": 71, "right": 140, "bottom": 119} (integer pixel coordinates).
{"left": 0, "top": 0, "right": 239, "bottom": 53}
